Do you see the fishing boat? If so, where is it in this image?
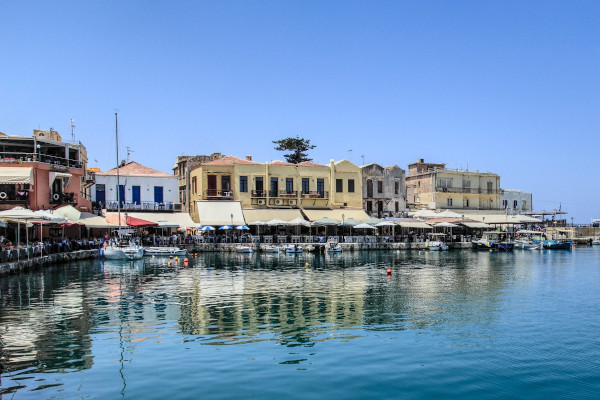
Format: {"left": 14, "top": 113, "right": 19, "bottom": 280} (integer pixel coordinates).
{"left": 325, "top": 238, "right": 342, "bottom": 253}
{"left": 283, "top": 243, "right": 303, "bottom": 254}
{"left": 515, "top": 239, "right": 542, "bottom": 250}
{"left": 472, "top": 232, "right": 514, "bottom": 251}
{"left": 260, "top": 244, "right": 280, "bottom": 253}
{"left": 144, "top": 246, "right": 186, "bottom": 256}
{"left": 236, "top": 245, "right": 253, "bottom": 253}
{"left": 543, "top": 239, "right": 573, "bottom": 250}
{"left": 426, "top": 233, "right": 449, "bottom": 251}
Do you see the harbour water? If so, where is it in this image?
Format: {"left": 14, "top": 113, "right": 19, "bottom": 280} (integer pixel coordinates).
{"left": 1, "top": 248, "right": 599, "bottom": 399}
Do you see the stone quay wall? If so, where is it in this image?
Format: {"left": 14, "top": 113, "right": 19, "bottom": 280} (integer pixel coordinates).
{"left": 0, "top": 249, "right": 99, "bottom": 277}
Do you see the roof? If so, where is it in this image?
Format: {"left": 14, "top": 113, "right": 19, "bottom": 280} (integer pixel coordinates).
{"left": 96, "top": 161, "right": 173, "bottom": 177}
{"left": 202, "top": 155, "right": 262, "bottom": 166}
{"left": 270, "top": 160, "right": 294, "bottom": 166}
{"left": 297, "top": 161, "right": 326, "bottom": 167}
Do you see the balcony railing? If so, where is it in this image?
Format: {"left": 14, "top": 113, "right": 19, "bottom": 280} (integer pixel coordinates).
{"left": 0, "top": 152, "right": 82, "bottom": 169}
{"left": 50, "top": 192, "right": 78, "bottom": 205}
{"left": 301, "top": 191, "right": 328, "bottom": 199}
{"left": 0, "top": 191, "right": 29, "bottom": 205}
{"left": 251, "top": 190, "right": 267, "bottom": 197}
{"left": 436, "top": 187, "right": 501, "bottom": 195}
{"left": 206, "top": 189, "right": 233, "bottom": 199}
{"left": 105, "top": 201, "right": 177, "bottom": 211}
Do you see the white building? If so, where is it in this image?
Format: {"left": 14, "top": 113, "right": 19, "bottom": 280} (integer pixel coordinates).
{"left": 91, "top": 161, "right": 179, "bottom": 211}
{"left": 500, "top": 189, "right": 532, "bottom": 215}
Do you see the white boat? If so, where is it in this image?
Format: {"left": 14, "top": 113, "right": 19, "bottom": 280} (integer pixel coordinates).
{"left": 283, "top": 244, "right": 303, "bottom": 254}
{"left": 260, "top": 245, "right": 280, "bottom": 253}
{"left": 145, "top": 246, "right": 186, "bottom": 256}
{"left": 326, "top": 238, "right": 342, "bottom": 253}
{"left": 515, "top": 240, "right": 542, "bottom": 250}
{"left": 427, "top": 241, "right": 449, "bottom": 251}
{"left": 102, "top": 243, "right": 144, "bottom": 260}
{"left": 592, "top": 239, "right": 600, "bottom": 245}
{"left": 236, "top": 245, "right": 253, "bottom": 253}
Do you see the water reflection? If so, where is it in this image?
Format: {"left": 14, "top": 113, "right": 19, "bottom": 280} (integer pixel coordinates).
{"left": 1, "top": 251, "right": 521, "bottom": 376}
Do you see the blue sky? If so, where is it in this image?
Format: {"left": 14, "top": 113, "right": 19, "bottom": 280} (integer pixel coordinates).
{"left": 1, "top": 1, "right": 598, "bottom": 222}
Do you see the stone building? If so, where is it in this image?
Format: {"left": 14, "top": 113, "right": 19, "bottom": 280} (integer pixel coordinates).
{"left": 172, "top": 153, "right": 224, "bottom": 214}
{"left": 500, "top": 189, "right": 533, "bottom": 215}
{"left": 405, "top": 158, "right": 501, "bottom": 211}
{"left": 360, "top": 163, "right": 406, "bottom": 218}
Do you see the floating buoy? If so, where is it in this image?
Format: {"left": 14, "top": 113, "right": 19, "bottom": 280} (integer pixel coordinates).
{"left": 169, "top": 255, "right": 173, "bottom": 259}
{"left": 184, "top": 258, "right": 189, "bottom": 266}
{"left": 174, "top": 256, "right": 179, "bottom": 262}
{"left": 168, "top": 261, "right": 172, "bottom": 267}
{"left": 305, "top": 262, "right": 309, "bottom": 268}
{"left": 387, "top": 268, "right": 392, "bottom": 275}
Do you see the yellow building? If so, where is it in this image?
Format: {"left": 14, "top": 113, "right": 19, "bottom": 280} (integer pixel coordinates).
{"left": 188, "top": 156, "right": 365, "bottom": 224}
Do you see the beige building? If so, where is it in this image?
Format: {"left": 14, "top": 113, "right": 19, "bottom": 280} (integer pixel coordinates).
{"left": 172, "top": 153, "right": 224, "bottom": 214}
{"left": 188, "top": 155, "right": 365, "bottom": 224}
{"left": 406, "top": 158, "right": 501, "bottom": 211}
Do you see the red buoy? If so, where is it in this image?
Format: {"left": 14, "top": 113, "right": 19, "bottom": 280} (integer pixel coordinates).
{"left": 387, "top": 268, "right": 392, "bottom": 275}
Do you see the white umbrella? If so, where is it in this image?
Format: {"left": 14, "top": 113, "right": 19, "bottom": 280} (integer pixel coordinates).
{"left": 374, "top": 221, "right": 396, "bottom": 227}
{"left": 288, "top": 217, "right": 310, "bottom": 227}
{"left": 363, "top": 217, "right": 382, "bottom": 225}
{"left": 0, "top": 207, "right": 51, "bottom": 260}
{"left": 313, "top": 217, "right": 340, "bottom": 226}
{"left": 267, "top": 218, "right": 289, "bottom": 226}
{"left": 354, "top": 223, "right": 377, "bottom": 230}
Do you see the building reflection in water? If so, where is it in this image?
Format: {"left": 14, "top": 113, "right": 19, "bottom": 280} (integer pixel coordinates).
{"left": 0, "top": 250, "right": 519, "bottom": 374}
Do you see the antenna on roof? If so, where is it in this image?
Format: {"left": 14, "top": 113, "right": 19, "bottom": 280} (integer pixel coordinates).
{"left": 348, "top": 149, "right": 352, "bottom": 162}
{"left": 126, "top": 146, "right": 134, "bottom": 162}
{"left": 70, "top": 119, "right": 76, "bottom": 143}
{"left": 361, "top": 154, "right": 365, "bottom": 165}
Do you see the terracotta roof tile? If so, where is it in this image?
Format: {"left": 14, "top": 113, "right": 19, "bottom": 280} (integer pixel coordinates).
{"left": 202, "top": 155, "right": 262, "bottom": 166}
{"left": 96, "top": 161, "right": 173, "bottom": 177}
{"left": 296, "top": 161, "right": 326, "bottom": 167}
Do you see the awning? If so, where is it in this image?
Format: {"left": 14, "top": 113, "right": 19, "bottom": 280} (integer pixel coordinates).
{"left": 460, "top": 221, "right": 492, "bottom": 229}
{"left": 302, "top": 208, "right": 369, "bottom": 222}
{"left": 243, "top": 208, "right": 304, "bottom": 223}
{"left": 126, "top": 216, "right": 158, "bottom": 227}
{"left": 49, "top": 171, "right": 72, "bottom": 187}
{"left": 395, "top": 220, "right": 432, "bottom": 229}
{"left": 197, "top": 201, "right": 245, "bottom": 226}
{"left": 79, "top": 212, "right": 116, "bottom": 228}
{"left": 105, "top": 212, "right": 197, "bottom": 229}
{"left": 54, "top": 205, "right": 82, "bottom": 221}
{"left": 0, "top": 167, "right": 33, "bottom": 184}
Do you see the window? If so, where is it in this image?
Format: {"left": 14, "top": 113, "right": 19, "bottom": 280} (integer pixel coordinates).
{"left": 221, "top": 176, "right": 231, "bottom": 192}
{"left": 366, "top": 200, "right": 372, "bottom": 213}
{"left": 447, "top": 198, "right": 453, "bottom": 207}
{"left": 302, "top": 178, "right": 309, "bottom": 194}
{"left": 367, "top": 180, "right": 373, "bottom": 197}
{"left": 464, "top": 199, "right": 470, "bottom": 208}
{"left": 270, "top": 177, "right": 278, "bottom": 197}
{"left": 317, "top": 179, "right": 324, "bottom": 197}
{"left": 377, "top": 181, "right": 383, "bottom": 193}
{"left": 240, "top": 176, "right": 248, "bottom": 193}
{"left": 336, "top": 179, "right": 343, "bottom": 193}
{"left": 395, "top": 201, "right": 399, "bottom": 212}
{"left": 191, "top": 177, "right": 197, "bottom": 194}
{"left": 348, "top": 179, "right": 355, "bottom": 193}
{"left": 462, "top": 180, "right": 471, "bottom": 188}
{"left": 513, "top": 200, "right": 518, "bottom": 209}
{"left": 286, "top": 178, "right": 294, "bottom": 194}
{"left": 154, "top": 186, "right": 164, "bottom": 203}
{"left": 523, "top": 200, "right": 528, "bottom": 210}
{"left": 487, "top": 181, "right": 493, "bottom": 194}
{"left": 255, "top": 177, "right": 264, "bottom": 196}
{"left": 394, "top": 181, "right": 399, "bottom": 195}
{"left": 502, "top": 199, "right": 508, "bottom": 208}
{"left": 438, "top": 178, "right": 452, "bottom": 188}
{"left": 95, "top": 184, "right": 105, "bottom": 205}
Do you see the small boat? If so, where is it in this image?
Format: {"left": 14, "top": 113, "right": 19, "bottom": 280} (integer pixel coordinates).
{"left": 326, "top": 238, "right": 342, "bottom": 253}
{"left": 144, "top": 246, "right": 186, "bottom": 256}
{"left": 591, "top": 239, "right": 600, "bottom": 245}
{"left": 303, "top": 244, "right": 316, "bottom": 252}
{"left": 472, "top": 232, "right": 514, "bottom": 251}
{"left": 515, "top": 240, "right": 542, "bottom": 250}
{"left": 236, "top": 245, "right": 253, "bottom": 253}
{"left": 543, "top": 239, "right": 573, "bottom": 250}
{"left": 260, "top": 245, "right": 280, "bottom": 253}
{"left": 427, "top": 240, "right": 449, "bottom": 251}
{"left": 103, "top": 242, "right": 144, "bottom": 260}
{"left": 283, "top": 244, "right": 303, "bottom": 254}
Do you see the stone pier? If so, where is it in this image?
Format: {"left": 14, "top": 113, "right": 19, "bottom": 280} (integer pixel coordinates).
{"left": 0, "top": 249, "right": 99, "bottom": 277}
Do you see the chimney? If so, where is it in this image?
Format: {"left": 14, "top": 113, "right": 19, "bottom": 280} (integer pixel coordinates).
{"left": 246, "top": 155, "right": 253, "bottom": 161}
{"left": 418, "top": 158, "right": 424, "bottom": 163}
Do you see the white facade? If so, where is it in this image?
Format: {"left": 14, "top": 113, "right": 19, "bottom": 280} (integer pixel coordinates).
{"left": 500, "top": 189, "right": 532, "bottom": 215}
{"left": 92, "top": 174, "right": 178, "bottom": 208}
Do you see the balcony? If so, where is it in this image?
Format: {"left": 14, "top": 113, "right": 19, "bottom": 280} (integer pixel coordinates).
{"left": 50, "top": 192, "right": 78, "bottom": 205}
{"left": 205, "top": 189, "right": 234, "bottom": 199}
{"left": 436, "top": 186, "right": 501, "bottom": 195}
{"left": 251, "top": 190, "right": 267, "bottom": 197}
{"left": 301, "top": 191, "right": 328, "bottom": 199}
{"left": 105, "top": 201, "right": 177, "bottom": 211}
{"left": 0, "top": 191, "right": 29, "bottom": 205}
{"left": 0, "top": 151, "right": 82, "bottom": 169}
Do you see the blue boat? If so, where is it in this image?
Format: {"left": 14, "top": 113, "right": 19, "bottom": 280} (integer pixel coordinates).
{"left": 543, "top": 239, "right": 573, "bottom": 250}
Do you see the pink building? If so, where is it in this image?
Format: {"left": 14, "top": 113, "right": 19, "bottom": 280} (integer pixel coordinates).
{"left": 0, "top": 129, "right": 93, "bottom": 212}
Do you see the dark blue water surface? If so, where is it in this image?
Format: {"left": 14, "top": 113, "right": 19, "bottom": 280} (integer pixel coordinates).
{"left": 1, "top": 248, "right": 599, "bottom": 399}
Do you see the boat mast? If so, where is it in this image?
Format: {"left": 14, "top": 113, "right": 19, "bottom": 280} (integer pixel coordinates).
{"left": 115, "top": 112, "right": 121, "bottom": 231}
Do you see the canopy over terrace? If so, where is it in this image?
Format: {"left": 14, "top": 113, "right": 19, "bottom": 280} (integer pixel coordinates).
{"left": 466, "top": 214, "right": 543, "bottom": 225}
{"left": 301, "top": 208, "right": 369, "bottom": 223}
{"left": 0, "top": 167, "right": 34, "bottom": 184}
{"left": 104, "top": 212, "right": 196, "bottom": 230}
{"left": 197, "top": 201, "right": 245, "bottom": 226}
{"left": 242, "top": 208, "right": 304, "bottom": 224}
